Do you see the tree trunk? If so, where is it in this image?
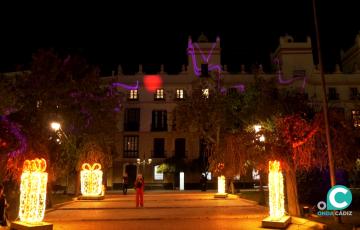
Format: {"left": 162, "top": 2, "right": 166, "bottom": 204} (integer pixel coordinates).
{"left": 75, "top": 170, "right": 80, "bottom": 196}
{"left": 285, "top": 168, "right": 301, "bottom": 216}
{"left": 258, "top": 170, "right": 266, "bottom": 205}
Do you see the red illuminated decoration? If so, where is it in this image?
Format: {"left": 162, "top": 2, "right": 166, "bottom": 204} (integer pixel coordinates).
{"left": 144, "top": 75, "right": 162, "bottom": 93}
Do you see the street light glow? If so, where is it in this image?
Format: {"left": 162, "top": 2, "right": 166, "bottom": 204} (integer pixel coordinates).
{"left": 50, "top": 122, "right": 61, "bottom": 131}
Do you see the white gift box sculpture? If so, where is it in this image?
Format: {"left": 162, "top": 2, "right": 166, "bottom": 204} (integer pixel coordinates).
{"left": 80, "top": 163, "right": 103, "bottom": 196}
{"left": 19, "top": 158, "right": 48, "bottom": 223}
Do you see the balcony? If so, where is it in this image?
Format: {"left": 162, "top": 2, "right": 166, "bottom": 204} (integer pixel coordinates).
{"left": 172, "top": 150, "right": 188, "bottom": 159}
{"left": 123, "top": 151, "right": 139, "bottom": 158}
{"left": 151, "top": 124, "right": 168, "bottom": 132}
{"left": 328, "top": 93, "right": 339, "bottom": 101}
{"left": 124, "top": 122, "right": 140, "bottom": 131}
{"left": 151, "top": 150, "right": 166, "bottom": 158}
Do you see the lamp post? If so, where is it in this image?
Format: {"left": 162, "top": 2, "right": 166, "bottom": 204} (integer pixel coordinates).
{"left": 312, "top": 0, "right": 339, "bottom": 223}
{"left": 50, "top": 121, "right": 69, "bottom": 142}
{"left": 137, "top": 154, "right": 152, "bottom": 175}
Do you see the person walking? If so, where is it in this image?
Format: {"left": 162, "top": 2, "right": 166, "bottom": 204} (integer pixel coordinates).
{"left": 134, "top": 174, "right": 144, "bottom": 207}
{"left": 122, "top": 173, "right": 129, "bottom": 195}
{"left": 0, "top": 184, "right": 9, "bottom": 228}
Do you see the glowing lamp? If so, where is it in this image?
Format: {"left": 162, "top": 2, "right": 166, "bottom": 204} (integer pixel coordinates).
{"left": 80, "top": 163, "right": 103, "bottom": 196}
{"left": 268, "top": 160, "right": 285, "bottom": 220}
{"left": 144, "top": 75, "right": 162, "bottom": 93}
{"left": 19, "top": 158, "right": 48, "bottom": 223}
{"left": 218, "top": 175, "right": 226, "bottom": 194}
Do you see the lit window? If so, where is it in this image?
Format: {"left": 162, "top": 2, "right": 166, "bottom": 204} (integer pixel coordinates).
{"left": 129, "top": 90, "right": 138, "bottom": 100}
{"left": 155, "top": 89, "right": 164, "bottom": 100}
{"left": 176, "top": 89, "right": 184, "bottom": 99}
{"left": 154, "top": 165, "right": 163, "bottom": 180}
{"left": 352, "top": 110, "right": 360, "bottom": 128}
{"left": 202, "top": 88, "right": 209, "bottom": 98}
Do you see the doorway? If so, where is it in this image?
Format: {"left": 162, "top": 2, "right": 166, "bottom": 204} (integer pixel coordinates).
{"left": 125, "top": 164, "right": 137, "bottom": 188}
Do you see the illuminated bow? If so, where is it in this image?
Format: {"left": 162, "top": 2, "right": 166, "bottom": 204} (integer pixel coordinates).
{"left": 23, "top": 158, "right": 47, "bottom": 172}
{"left": 82, "top": 163, "right": 102, "bottom": 171}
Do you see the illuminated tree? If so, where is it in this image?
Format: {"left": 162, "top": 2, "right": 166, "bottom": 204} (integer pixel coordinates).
{"left": 2, "top": 49, "right": 122, "bottom": 193}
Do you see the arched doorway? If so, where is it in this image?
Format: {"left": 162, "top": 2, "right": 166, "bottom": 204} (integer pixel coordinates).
{"left": 125, "top": 164, "right": 137, "bottom": 188}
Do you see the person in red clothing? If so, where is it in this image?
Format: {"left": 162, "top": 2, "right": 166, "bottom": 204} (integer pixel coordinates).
{"left": 134, "top": 174, "right": 144, "bottom": 207}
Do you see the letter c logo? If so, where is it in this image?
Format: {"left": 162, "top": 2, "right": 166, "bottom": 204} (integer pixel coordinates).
{"left": 327, "top": 185, "right": 352, "bottom": 210}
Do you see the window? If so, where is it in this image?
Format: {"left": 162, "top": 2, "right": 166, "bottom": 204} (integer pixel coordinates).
{"left": 328, "top": 88, "right": 339, "bottom": 100}
{"left": 128, "top": 90, "right": 138, "bottom": 100}
{"left": 352, "top": 110, "right": 360, "bottom": 128}
{"left": 293, "top": 69, "right": 306, "bottom": 77}
{"left": 153, "top": 138, "right": 165, "bottom": 158}
{"left": 124, "top": 108, "right": 140, "bottom": 131}
{"left": 123, "top": 136, "right": 139, "bottom": 158}
{"left": 202, "top": 88, "right": 209, "bottom": 98}
{"left": 227, "top": 88, "right": 237, "bottom": 96}
{"left": 350, "top": 88, "right": 358, "bottom": 100}
{"left": 201, "top": 64, "right": 209, "bottom": 77}
{"left": 151, "top": 110, "right": 167, "bottom": 131}
{"left": 175, "top": 138, "right": 186, "bottom": 158}
{"left": 154, "top": 165, "right": 164, "bottom": 180}
{"left": 155, "top": 89, "right": 164, "bottom": 100}
{"left": 176, "top": 89, "right": 185, "bottom": 99}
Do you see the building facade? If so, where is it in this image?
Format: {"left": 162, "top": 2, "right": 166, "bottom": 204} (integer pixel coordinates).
{"left": 103, "top": 33, "right": 360, "bottom": 189}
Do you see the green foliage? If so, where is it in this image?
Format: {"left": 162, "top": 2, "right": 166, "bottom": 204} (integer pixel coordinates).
{"left": 1, "top": 49, "right": 122, "bottom": 182}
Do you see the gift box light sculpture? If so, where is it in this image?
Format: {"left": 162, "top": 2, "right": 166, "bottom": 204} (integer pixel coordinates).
{"left": 262, "top": 160, "right": 290, "bottom": 228}
{"left": 214, "top": 175, "right": 227, "bottom": 198}
{"left": 80, "top": 163, "right": 103, "bottom": 196}
{"left": 218, "top": 175, "right": 226, "bottom": 194}
{"left": 268, "top": 160, "right": 285, "bottom": 220}
{"left": 19, "top": 158, "right": 48, "bottom": 223}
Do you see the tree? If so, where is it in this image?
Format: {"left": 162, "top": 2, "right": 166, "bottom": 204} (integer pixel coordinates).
{"left": 2, "top": 49, "right": 122, "bottom": 189}
{"left": 174, "top": 75, "right": 242, "bottom": 174}
{"left": 222, "top": 76, "right": 360, "bottom": 216}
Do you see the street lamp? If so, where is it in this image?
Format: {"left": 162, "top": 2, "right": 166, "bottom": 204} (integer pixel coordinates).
{"left": 50, "top": 121, "right": 68, "bottom": 141}
{"left": 50, "top": 122, "right": 61, "bottom": 132}
{"left": 137, "top": 155, "right": 152, "bottom": 174}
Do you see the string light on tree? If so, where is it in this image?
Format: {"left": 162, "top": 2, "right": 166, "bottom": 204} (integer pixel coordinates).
{"left": 262, "top": 160, "right": 290, "bottom": 228}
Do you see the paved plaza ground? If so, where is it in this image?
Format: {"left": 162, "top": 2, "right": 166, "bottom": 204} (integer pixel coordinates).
{"left": 39, "top": 190, "right": 342, "bottom": 230}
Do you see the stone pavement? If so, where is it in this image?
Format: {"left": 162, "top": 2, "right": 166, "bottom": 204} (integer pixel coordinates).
{"left": 44, "top": 190, "right": 326, "bottom": 230}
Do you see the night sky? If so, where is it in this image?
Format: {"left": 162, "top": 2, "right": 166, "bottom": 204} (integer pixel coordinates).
{"left": 0, "top": 1, "right": 358, "bottom": 75}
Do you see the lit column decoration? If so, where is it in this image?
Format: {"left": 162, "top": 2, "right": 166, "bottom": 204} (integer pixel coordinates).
{"left": 218, "top": 175, "right": 226, "bottom": 194}
{"left": 19, "top": 158, "right": 48, "bottom": 223}
{"left": 80, "top": 163, "right": 103, "bottom": 196}
{"left": 268, "top": 160, "right": 285, "bottom": 220}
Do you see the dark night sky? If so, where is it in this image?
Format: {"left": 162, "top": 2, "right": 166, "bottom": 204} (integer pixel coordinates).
{"left": 0, "top": 1, "right": 358, "bottom": 75}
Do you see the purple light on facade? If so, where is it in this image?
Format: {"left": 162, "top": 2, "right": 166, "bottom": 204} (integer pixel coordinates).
{"left": 233, "top": 84, "right": 246, "bottom": 93}
{"left": 273, "top": 58, "right": 307, "bottom": 89}
{"left": 0, "top": 115, "right": 27, "bottom": 157}
{"left": 111, "top": 80, "right": 139, "bottom": 91}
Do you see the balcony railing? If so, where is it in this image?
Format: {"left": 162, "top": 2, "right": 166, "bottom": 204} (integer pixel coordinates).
{"left": 328, "top": 93, "right": 339, "bottom": 100}
{"left": 124, "top": 122, "right": 140, "bottom": 131}
{"left": 151, "top": 150, "right": 166, "bottom": 158}
{"left": 151, "top": 124, "right": 168, "bottom": 132}
{"left": 123, "top": 151, "right": 139, "bottom": 158}
{"left": 172, "top": 150, "right": 188, "bottom": 159}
